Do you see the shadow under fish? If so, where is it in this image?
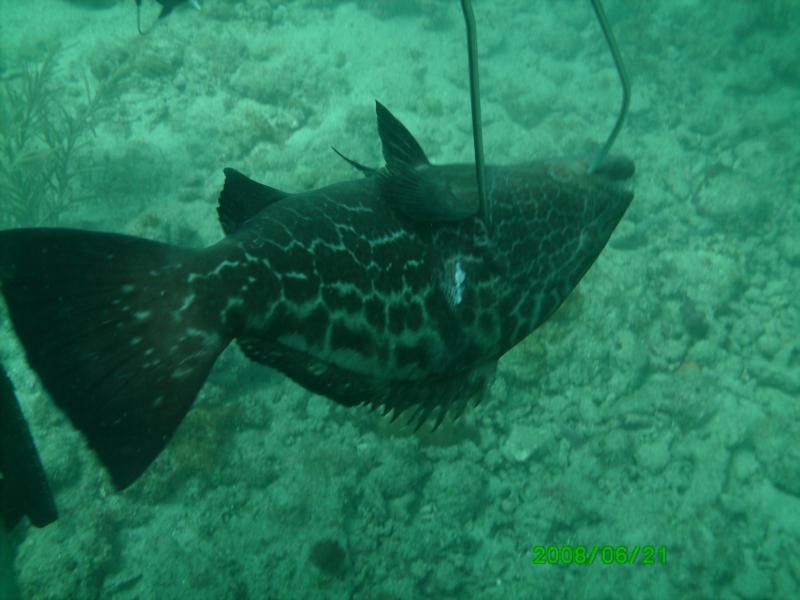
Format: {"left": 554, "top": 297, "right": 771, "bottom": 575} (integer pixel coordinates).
{"left": 0, "top": 101, "right": 633, "bottom": 491}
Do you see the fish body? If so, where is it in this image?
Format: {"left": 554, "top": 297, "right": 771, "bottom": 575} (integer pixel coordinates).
{"left": 0, "top": 102, "right": 633, "bottom": 489}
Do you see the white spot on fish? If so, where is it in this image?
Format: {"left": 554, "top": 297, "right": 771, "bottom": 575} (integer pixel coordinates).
{"left": 283, "top": 271, "right": 308, "bottom": 281}
{"left": 172, "top": 365, "right": 194, "bottom": 379}
{"left": 441, "top": 256, "right": 467, "bottom": 307}
{"left": 453, "top": 260, "right": 465, "bottom": 305}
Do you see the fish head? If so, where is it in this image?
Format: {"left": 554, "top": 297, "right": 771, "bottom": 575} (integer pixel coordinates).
{"left": 490, "top": 154, "right": 634, "bottom": 295}
{"left": 496, "top": 154, "right": 634, "bottom": 239}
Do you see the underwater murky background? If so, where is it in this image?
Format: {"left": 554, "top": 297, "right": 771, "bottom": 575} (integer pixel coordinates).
{"left": 1, "top": 0, "right": 798, "bottom": 598}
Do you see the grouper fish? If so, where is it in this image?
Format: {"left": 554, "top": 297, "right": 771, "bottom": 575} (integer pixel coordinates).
{"left": 0, "top": 102, "right": 633, "bottom": 490}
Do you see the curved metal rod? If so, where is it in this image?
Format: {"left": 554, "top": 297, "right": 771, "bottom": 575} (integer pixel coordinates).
{"left": 459, "top": 0, "right": 490, "bottom": 231}
{"left": 587, "top": 0, "right": 631, "bottom": 174}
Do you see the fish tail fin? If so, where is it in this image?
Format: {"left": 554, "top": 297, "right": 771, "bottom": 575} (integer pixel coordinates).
{"left": 0, "top": 229, "right": 231, "bottom": 490}
{"left": 0, "top": 362, "right": 57, "bottom": 529}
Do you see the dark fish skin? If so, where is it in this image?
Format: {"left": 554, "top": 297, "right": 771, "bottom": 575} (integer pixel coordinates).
{"left": 0, "top": 102, "right": 633, "bottom": 490}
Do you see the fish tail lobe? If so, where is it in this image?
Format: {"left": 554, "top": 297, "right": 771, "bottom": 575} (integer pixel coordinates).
{"left": 0, "top": 228, "right": 230, "bottom": 490}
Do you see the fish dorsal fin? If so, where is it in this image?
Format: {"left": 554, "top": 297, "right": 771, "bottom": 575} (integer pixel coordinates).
{"left": 331, "top": 146, "right": 376, "bottom": 177}
{"left": 374, "top": 101, "right": 478, "bottom": 222}
{"left": 376, "top": 100, "right": 430, "bottom": 170}
{"left": 218, "top": 168, "right": 289, "bottom": 235}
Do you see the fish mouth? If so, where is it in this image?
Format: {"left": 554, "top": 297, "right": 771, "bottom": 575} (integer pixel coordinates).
{"left": 594, "top": 154, "right": 634, "bottom": 217}
{"left": 589, "top": 155, "right": 635, "bottom": 233}
{"left": 592, "top": 155, "right": 635, "bottom": 182}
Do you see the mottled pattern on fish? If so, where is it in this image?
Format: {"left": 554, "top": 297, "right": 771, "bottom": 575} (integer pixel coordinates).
{"left": 0, "top": 102, "right": 633, "bottom": 489}
{"left": 188, "top": 160, "right": 628, "bottom": 421}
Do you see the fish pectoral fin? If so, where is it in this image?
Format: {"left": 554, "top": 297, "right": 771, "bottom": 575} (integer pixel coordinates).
{"left": 331, "top": 146, "right": 376, "bottom": 177}
{"left": 373, "top": 102, "right": 479, "bottom": 221}
{"left": 375, "top": 100, "right": 430, "bottom": 170}
{"left": 378, "top": 166, "right": 479, "bottom": 222}
{"left": 218, "top": 168, "right": 291, "bottom": 235}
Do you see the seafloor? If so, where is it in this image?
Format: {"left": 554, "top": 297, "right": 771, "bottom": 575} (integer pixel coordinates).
{"left": 1, "top": 1, "right": 798, "bottom": 599}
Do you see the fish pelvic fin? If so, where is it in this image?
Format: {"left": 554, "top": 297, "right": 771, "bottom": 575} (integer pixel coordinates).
{"left": 0, "top": 229, "right": 231, "bottom": 490}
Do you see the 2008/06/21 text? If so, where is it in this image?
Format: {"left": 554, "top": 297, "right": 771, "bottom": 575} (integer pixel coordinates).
{"left": 531, "top": 545, "right": 667, "bottom": 566}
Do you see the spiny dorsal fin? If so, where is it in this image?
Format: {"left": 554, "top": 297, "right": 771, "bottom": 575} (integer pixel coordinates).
{"left": 331, "top": 146, "right": 376, "bottom": 177}
{"left": 375, "top": 100, "right": 430, "bottom": 170}
{"left": 218, "top": 168, "right": 290, "bottom": 235}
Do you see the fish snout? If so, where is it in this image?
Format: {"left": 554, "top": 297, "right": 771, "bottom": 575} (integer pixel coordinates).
{"left": 591, "top": 155, "right": 635, "bottom": 182}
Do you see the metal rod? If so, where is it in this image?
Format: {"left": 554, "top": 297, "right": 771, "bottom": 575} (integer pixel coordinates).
{"left": 459, "top": 0, "right": 490, "bottom": 230}
{"left": 587, "top": 0, "right": 631, "bottom": 174}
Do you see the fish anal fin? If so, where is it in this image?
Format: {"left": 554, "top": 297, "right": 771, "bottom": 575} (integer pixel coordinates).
{"left": 237, "top": 336, "right": 495, "bottom": 430}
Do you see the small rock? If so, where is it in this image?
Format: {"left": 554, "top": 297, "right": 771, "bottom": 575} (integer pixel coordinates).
{"left": 749, "top": 357, "right": 800, "bottom": 395}
{"left": 732, "top": 560, "right": 774, "bottom": 600}
{"left": 635, "top": 435, "right": 672, "bottom": 474}
{"left": 501, "top": 424, "right": 554, "bottom": 463}
{"left": 732, "top": 451, "right": 759, "bottom": 483}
